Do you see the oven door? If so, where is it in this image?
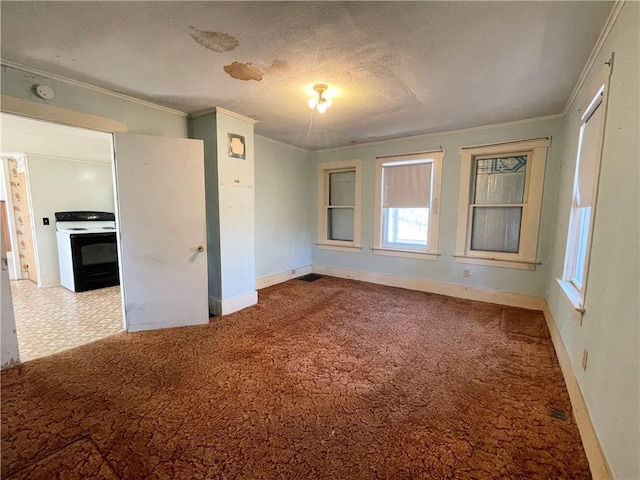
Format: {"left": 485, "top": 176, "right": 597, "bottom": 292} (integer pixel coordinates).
{"left": 70, "top": 232, "right": 119, "bottom": 292}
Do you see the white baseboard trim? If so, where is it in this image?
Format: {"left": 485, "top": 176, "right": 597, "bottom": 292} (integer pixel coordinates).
{"left": 542, "top": 301, "right": 612, "bottom": 480}
{"left": 256, "top": 265, "right": 312, "bottom": 290}
{"left": 127, "top": 317, "right": 209, "bottom": 333}
{"left": 312, "top": 265, "right": 545, "bottom": 310}
{"left": 209, "top": 290, "right": 258, "bottom": 316}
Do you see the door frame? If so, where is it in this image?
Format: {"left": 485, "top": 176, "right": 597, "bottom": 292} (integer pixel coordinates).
{"left": 1, "top": 96, "right": 129, "bottom": 336}
{"left": 16, "top": 168, "right": 38, "bottom": 283}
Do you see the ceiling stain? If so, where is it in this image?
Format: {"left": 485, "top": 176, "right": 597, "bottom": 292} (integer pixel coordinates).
{"left": 189, "top": 27, "right": 239, "bottom": 53}
{"left": 224, "top": 62, "right": 263, "bottom": 81}
{"left": 265, "top": 59, "right": 290, "bottom": 74}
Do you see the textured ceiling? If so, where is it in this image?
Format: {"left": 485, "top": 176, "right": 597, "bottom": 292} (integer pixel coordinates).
{"left": 0, "top": 1, "right": 614, "bottom": 150}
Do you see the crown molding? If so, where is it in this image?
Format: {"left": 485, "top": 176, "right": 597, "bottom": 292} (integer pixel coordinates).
{"left": 316, "top": 113, "right": 564, "bottom": 154}
{"left": 255, "top": 134, "right": 311, "bottom": 154}
{"left": 213, "top": 107, "right": 258, "bottom": 125}
{"left": 1, "top": 59, "right": 188, "bottom": 117}
{"left": 561, "top": 0, "right": 625, "bottom": 116}
{"left": 189, "top": 107, "right": 258, "bottom": 125}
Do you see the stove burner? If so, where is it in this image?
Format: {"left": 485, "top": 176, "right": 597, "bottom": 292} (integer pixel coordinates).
{"left": 68, "top": 227, "right": 88, "bottom": 231}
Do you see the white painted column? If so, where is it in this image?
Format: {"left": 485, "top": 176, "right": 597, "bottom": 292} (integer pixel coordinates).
{"left": 189, "top": 108, "right": 257, "bottom": 315}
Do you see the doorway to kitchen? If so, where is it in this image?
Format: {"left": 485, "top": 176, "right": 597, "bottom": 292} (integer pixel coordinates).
{"left": 0, "top": 113, "right": 124, "bottom": 362}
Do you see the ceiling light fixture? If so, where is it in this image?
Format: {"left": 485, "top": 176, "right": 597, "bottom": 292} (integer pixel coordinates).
{"left": 308, "top": 84, "right": 332, "bottom": 114}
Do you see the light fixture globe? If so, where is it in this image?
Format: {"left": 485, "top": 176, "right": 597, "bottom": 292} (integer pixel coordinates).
{"left": 308, "top": 84, "right": 332, "bottom": 113}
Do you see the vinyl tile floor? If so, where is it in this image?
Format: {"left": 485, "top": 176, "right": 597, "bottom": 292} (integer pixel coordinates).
{"left": 9, "top": 280, "right": 123, "bottom": 362}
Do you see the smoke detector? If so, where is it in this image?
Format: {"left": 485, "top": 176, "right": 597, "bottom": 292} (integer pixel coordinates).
{"left": 34, "top": 85, "right": 55, "bottom": 100}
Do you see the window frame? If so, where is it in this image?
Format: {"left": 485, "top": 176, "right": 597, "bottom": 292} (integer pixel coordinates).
{"left": 558, "top": 65, "right": 611, "bottom": 313}
{"left": 316, "top": 158, "right": 363, "bottom": 252}
{"left": 372, "top": 151, "right": 443, "bottom": 261}
{"left": 454, "top": 138, "right": 550, "bottom": 270}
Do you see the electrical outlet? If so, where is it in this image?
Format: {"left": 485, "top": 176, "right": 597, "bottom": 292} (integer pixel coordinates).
{"left": 463, "top": 269, "right": 471, "bottom": 278}
{"left": 42, "top": 217, "right": 49, "bottom": 225}
{"left": 582, "top": 348, "right": 588, "bottom": 371}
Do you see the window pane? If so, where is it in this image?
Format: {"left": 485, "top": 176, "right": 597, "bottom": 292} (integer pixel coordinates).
{"left": 470, "top": 206, "right": 522, "bottom": 253}
{"left": 328, "top": 208, "right": 354, "bottom": 241}
{"left": 474, "top": 156, "right": 527, "bottom": 204}
{"left": 571, "top": 207, "right": 591, "bottom": 288}
{"left": 329, "top": 171, "right": 355, "bottom": 206}
{"left": 383, "top": 208, "right": 429, "bottom": 247}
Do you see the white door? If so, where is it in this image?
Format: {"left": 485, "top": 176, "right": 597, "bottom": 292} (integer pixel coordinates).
{"left": 113, "top": 133, "right": 208, "bottom": 332}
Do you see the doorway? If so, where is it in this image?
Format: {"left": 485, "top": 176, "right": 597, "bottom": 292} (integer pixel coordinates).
{"left": 1, "top": 113, "right": 124, "bottom": 361}
{"left": 1, "top": 100, "right": 210, "bottom": 368}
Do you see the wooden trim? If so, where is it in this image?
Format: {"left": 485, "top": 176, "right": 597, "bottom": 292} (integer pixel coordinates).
{"left": 1, "top": 95, "right": 127, "bottom": 133}
{"left": 542, "top": 300, "right": 613, "bottom": 480}
{"left": 312, "top": 265, "right": 545, "bottom": 310}
{"left": 373, "top": 152, "right": 443, "bottom": 256}
{"left": 316, "top": 159, "right": 362, "bottom": 248}
{"left": 316, "top": 244, "right": 363, "bottom": 253}
{"left": 453, "top": 255, "right": 537, "bottom": 271}
{"left": 255, "top": 265, "right": 312, "bottom": 289}
{"left": 561, "top": 64, "right": 612, "bottom": 310}
{"left": 455, "top": 139, "right": 549, "bottom": 269}
{"left": 372, "top": 248, "right": 439, "bottom": 261}
{"left": 460, "top": 137, "right": 551, "bottom": 153}
{"left": 208, "top": 291, "right": 258, "bottom": 317}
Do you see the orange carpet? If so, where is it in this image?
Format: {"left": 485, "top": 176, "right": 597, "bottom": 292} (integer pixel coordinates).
{"left": 1, "top": 276, "right": 590, "bottom": 479}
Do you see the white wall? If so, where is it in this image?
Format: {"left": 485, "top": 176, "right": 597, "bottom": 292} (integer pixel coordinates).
{"left": 26, "top": 155, "right": 115, "bottom": 287}
{"left": 310, "top": 116, "right": 564, "bottom": 297}
{"left": 545, "top": 3, "right": 639, "bottom": 478}
{"left": 255, "top": 136, "right": 312, "bottom": 281}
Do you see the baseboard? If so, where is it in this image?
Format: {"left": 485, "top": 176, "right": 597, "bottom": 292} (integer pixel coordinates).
{"left": 542, "top": 301, "right": 612, "bottom": 480}
{"left": 312, "top": 265, "right": 545, "bottom": 310}
{"left": 127, "top": 317, "right": 209, "bottom": 333}
{"left": 209, "top": 290, "right": 258, "bottom": 316}
{"left": 256, "top": 265, "right": 312, "bottom": 290}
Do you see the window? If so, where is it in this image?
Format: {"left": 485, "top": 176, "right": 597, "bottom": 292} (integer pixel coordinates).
{"left": 454, "top": 138, "right": 550, "bottom": 270}
{"left": 316, "top": 159, "right": 362, "bottom": 252}
{"left": 373, "top": 151, "right": 443, "bottom": 260}
{"left": 559, "top": 80, "right": 608, "bottom": 311}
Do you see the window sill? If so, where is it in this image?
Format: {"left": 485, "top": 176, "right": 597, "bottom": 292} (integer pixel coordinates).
{"left": 316, "top": 242, "right": 363, "bottom": 253}
{"left": 372, "top": 247, "right": 439, "bottom": 261}
{"left": 452, "top": 254, "right": 538, "bottom": 271}
{"left": 556, "top": 278, "right": 585, "bottom": 313}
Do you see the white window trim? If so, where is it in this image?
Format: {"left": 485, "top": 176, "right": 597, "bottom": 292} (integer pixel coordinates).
{"left": 558, "top": 64, "right": 611, "bottom": 314}
{"left": 316, "top": 158, "right": 363, "bottom": 252}
{"left": 372, "top": 151, "right": 443, "bottom": 261}
{"left": 454, "top": 138, "right": 550, "bottom": 270}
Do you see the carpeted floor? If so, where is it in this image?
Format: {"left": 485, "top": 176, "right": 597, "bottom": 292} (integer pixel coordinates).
{"left": 1, "top": 276, "right": 591, "bottom": 479}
